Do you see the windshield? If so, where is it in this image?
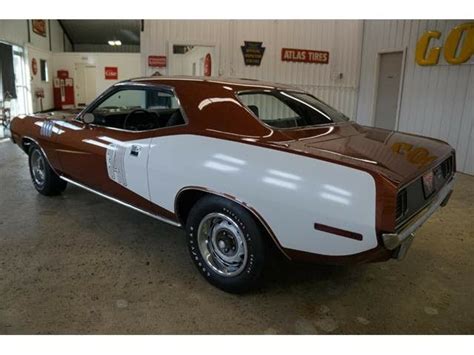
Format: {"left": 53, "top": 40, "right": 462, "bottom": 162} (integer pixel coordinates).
{"left": 237, "top": 90, "right": 349, "bottom": 129}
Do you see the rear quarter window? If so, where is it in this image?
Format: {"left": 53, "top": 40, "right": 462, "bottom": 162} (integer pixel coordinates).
{"left": 237, "top": 90, "right": 349, "bottom": 129}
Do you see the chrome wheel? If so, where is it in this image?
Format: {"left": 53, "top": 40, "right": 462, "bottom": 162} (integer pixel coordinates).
{"left": 31, "top": 149, "right": 46, "bottom": 187}
{"left": 197, "top": 212, "right": 248, "bottom": 277}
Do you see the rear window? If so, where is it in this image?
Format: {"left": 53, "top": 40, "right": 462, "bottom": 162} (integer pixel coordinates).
{"left": 237, "top": 90, "right": 349, "bottom": 129}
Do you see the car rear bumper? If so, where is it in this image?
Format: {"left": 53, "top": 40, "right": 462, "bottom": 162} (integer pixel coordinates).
{"left": 382, "top": 174, "right": 456, "bottom": 259}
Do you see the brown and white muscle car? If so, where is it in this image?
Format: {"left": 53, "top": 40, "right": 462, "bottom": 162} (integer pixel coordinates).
{"left": 10, "top": 77, "right": 456, "bottom": 292}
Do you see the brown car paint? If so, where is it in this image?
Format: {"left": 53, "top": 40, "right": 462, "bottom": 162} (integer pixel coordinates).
{"left": 10, "top": 76, "right": 455, "bottom": 263}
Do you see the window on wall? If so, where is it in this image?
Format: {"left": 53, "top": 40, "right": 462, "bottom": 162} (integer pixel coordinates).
{"left": 12, "top": 46, "right": 30, "bottom": 115}
{"left": 40, "top": 59, "right": 48, "bottom": 82}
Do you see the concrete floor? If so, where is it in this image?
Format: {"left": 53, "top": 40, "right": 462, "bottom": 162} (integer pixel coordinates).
{"left": 0, "top": 140, "right": 473, "bottom": 334}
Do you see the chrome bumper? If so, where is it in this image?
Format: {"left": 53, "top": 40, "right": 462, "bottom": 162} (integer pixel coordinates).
{"left": 382, "top": 175, "right": 456, "bottom": 258}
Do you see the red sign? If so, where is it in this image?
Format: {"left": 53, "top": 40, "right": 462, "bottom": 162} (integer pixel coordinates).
{"left": 148, "top": 55, "right": 167, "bottom": 68}
{"left": 104, "top": 67, "right": 118, "bottom": 80}
{"left": 57, "top": 70, "right": 69, "bottom": 79}
{"left": 204, "top": 53, "right": 212, "bottom": 76}
{"left": 31, "top": 58, "right": 38, "bottom": 76}
{"left": 281, "top": 48, "right": 329, "bottom": 64}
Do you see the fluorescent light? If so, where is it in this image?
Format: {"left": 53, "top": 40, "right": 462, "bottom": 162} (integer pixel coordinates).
{"left": 114, "top": 40, "right": 122, "bottom": 46}
{"left": 108, "top": 40, "right": 122, "bottom": 46}
{"left": 108, "top": 40, "right": 115, "bottom": 46}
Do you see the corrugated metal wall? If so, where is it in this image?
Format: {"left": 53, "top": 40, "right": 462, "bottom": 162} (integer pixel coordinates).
{"left": 357, "top": 20, "right": 474, "bottom": 174}
{"left": 141, "top": 20, "right": 363, "bottom": 117}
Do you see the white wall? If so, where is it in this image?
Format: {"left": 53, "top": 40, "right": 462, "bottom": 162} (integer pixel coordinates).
{"left": 26, "top": 44, "right": 54, "bottom": 112}
{"left": 169, "top": 46, "right": 216, "bottom": 76}
{"left": 50, "top": 20, "right": 68, "bottom": 52}
{"left": 141, "top": 20, "right": 363, "bottom": 118}
{"left": 52, "top": 52, "right": 141, "bottom": 98}
{"left": 29, "top": 20, "right": 71, "bottom": 52}
{"left": 0, "top": 20, "right": 29, "bottom": 46}
{"left": 1, "top": 20, "right": 72, "bottom": 112}
{"left": 0, "top": 20, "right": 71, "bottom": 52}
{"left": 357, "top": 20, "right": 474, "bottom": 174}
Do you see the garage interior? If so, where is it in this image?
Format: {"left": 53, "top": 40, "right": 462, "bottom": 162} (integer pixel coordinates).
{"left": 0, "top": 19, "right": 473, "bottom": 334}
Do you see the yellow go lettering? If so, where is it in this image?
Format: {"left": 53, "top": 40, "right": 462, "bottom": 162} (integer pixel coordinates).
{"left": 415, "top": 22, "right": 474, "bottom": 66}
{"left": 444, "top": 23, "right": 474, "bottom": 65}
{"left": 416, "top": 31, "right": 442, "bottom": 66}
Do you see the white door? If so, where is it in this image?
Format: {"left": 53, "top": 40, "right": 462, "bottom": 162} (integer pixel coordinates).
{"left": 74, "top": 63, "right": 97, "bottom": 107}
{"left": 84, "top": 66, "right": 97, "bottom": 104}
{"left": 373, "top": 52, "right": 403, "bottom": 130}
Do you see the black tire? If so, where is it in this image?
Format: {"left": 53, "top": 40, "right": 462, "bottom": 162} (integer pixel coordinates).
{"left": 28, "top": 144, "right": 67, "bottom": 196}
{"left": 186, "top": 194, "right": 266, "bottom": 293}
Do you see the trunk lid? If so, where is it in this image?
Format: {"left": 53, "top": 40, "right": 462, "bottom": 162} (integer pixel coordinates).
{"left": 275, "top": 122, "right": 454, "bottom": 185}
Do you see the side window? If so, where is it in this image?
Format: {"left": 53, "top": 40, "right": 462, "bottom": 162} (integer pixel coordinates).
{"left": 239, "top": 93, "right": 301, "bottom": 128}
{"left": 90, "top": 88, "right": 185, "bottom": 131}
{"left": 94, "top": 89, "right": 146, "bottom": 112}
{"left": 238, "top": 90, "right": 340, "bottom": 128}
{"left": 147, "top": 91, "right": 180, "bottom": 109}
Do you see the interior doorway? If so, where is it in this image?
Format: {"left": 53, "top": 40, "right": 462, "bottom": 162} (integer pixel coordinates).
{"left": 373, "top": 51, "right": 404, "bottom": 130}
{"left": 74, "top": 63, "right": 97, "bottom": 107}
{"left": 168, "top": 44, "right": 217, "bottom": 77}
{"left": 0, "top": 42, "right": 29, "bottom": 138}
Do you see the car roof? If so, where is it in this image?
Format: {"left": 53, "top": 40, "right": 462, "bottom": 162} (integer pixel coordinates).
{"left": 125, "top": 75, "right": 301, "bottom": 92}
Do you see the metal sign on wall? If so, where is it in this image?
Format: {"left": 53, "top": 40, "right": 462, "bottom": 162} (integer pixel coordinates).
{"left": 281, "top": 48, "right": 329, "bottom": 64}
{"left": 241, "top": 41, "right": 265, "bottom": 66}
{"left": 31, "top": 58, "right": 38, "bottom": 76}
{"left": 32, "top": 20, "right": 47, "bottom": 37}
{"left": 148, "top": 55, "right": 167, "bottom": 68}
{"left": 204, "top": 53, "right": 212, "bottom": 76}
{"left": 104, "top": 67, "right": 118, "bottom": 80}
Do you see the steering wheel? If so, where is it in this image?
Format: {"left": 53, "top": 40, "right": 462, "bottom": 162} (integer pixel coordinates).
{"left": 123, "top": 109, "right": 154, "bottom": 130}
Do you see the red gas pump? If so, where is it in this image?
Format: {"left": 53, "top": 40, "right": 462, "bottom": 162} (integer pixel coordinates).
{"left": 53, "top": 70, "right": 75, "bottom": 109}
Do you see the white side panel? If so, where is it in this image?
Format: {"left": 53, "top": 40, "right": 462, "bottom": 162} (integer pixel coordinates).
{"left": 137, "top": 135, "right": 377, "bottom": 256}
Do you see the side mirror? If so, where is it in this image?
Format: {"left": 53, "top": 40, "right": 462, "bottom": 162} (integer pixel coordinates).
{"left": 82, "top": 113, "right": 95, "bottom": 124}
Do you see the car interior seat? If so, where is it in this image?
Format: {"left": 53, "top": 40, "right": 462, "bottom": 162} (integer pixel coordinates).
{"left": 166, "top": 110, "right": 185, "bottom": 127}
{"left": 248, "top": 105, "right": 259, "bottom": 117}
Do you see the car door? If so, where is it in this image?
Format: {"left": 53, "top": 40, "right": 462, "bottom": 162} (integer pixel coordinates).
{"left": 54, "top": 87, "right": 156, "bottom": 213}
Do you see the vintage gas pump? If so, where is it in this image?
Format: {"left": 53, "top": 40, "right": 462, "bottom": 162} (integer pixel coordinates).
{"left": 53, "top": 70, "right": 75, "bottom": 109}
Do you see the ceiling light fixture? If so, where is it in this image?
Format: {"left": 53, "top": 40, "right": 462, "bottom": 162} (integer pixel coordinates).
{"left": 108, "top": 40, "right": 122, "bottom": 46}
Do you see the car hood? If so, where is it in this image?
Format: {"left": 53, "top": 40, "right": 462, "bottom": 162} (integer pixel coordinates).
{"left": 273, "top": 122, "right": 453, "bottom": 185}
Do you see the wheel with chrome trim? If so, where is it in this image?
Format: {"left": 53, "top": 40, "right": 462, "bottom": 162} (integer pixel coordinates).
{"left": 28, "top": 144, "right": 67, "bottom": 196}
{"left": 186, "top": 195, "right": 265, "bottom": 293}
